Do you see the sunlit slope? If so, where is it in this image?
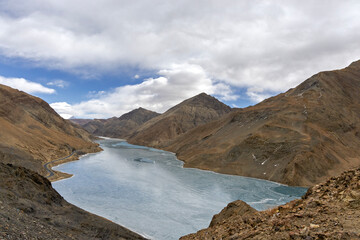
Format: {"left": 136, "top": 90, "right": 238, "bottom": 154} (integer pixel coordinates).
{"left": 128, "top": 93, "right": 232, "bottom": 148}
{"left": 0, "top": 84, "right": 100, "bottom": 175}
{"left": 165, "top": 61, "right": 360, "bottom": 186}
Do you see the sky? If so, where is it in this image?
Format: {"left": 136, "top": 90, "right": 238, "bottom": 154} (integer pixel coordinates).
{"left": 0, "top": 0, "right": 360, "bottom": 119}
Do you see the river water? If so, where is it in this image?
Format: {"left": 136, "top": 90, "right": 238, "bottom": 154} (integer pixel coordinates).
{"left": 53, "top": 138, "right": 307, "bottom": 239}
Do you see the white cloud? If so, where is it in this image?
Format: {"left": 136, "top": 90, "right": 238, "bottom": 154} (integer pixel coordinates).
{"left": 51, "top": 64, "right": 238, "bottom": 118}
{"left": 47, "top": 79, "right": 69, "bottom": 88}
{"left": 49, "top": 102, "right": 73, "bottom": 119}
{"left": 0, "top": 75, "right": 55, "bottom": 94}
{"left": 134, "top": 74, "right": 140, "bottom": 79}
{"left": 246, "top": 88, "right": 272, "bottom": 103}
{"left": 1, "top": 1, "right": 360, "bottom": 105}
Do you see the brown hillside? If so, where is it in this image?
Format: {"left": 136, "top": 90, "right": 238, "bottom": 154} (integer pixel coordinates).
{"left": 165, "top": 61, "right": 360, "bottom": 187}
{"left": 0, "top": 162, "right": 145, "bottom": 240}
{"left": 128, "top": 93, "right": 232, "bottom": 148}
{"left": 0, "top": 84, "right": 100, "bottom": 176}
{"left": 81, "top": 118, "right": 108, "bottom": 134}
{"left": 69, "top": 118, "right": 92, "bottom": 126}
{"left": 83, "top": 107, "right": 160, "bottom": 138}
{"left": 181, "top": 167, "right": 360, "bottom": 239}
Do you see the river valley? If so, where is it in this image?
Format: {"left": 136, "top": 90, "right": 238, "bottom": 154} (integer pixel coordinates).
{"left": 53, "top": 138, "right": 307, "bottom": 239}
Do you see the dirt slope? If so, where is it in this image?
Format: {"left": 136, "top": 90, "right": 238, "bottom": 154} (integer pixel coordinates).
{"left": 165, "top": 61, "right": 360, "bottom": 187}
{"left": 0, "top": 84, "right": 101, "bottom": 176}
{"left": 0, "top": 162, "right": 145, "bottom": 240}
{"left": 128, "top": 93, "right": 232, "bottom": 148}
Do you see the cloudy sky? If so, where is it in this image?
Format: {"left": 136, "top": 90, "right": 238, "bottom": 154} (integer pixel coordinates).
{"left": 0, "top": 0, "right": 360, "bottom": 118}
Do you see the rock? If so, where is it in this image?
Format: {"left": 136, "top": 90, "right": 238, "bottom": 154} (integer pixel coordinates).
{"left": 310, "top": 223, "right": 320, "bottom": 229}
{"left": 181, "top": 167, "right": 360, "bottom": 239}
{"left": 209, "top": 200, "right": 257, "bottom": 227}
{"left": 0, "top": 162, "right": 145, "bottom": 240}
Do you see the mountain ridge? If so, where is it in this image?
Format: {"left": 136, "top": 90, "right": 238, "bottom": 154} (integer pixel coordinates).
{"left": 75, "top": 107, "right": 160, "bottom": 139}
{"left": 163, "top": 61, "right": 360, "bottom": 187}
{"left": 0, "top": 84, "right": 145, "bottom": 239}
{"left": 127, "top": 92, "right": 232, "bottom": 147}
{"left": 0, "top": 84, "right": 101, "bottom": 178}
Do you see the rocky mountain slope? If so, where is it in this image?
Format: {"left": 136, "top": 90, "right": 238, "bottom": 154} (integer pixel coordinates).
{"left": 69, "top": 118, "right": 92, "bottom": 126}
{"left": 77, "top": 107, "right": 160, "bottom": 138}
{"left": 164, "top": 61, "right": 360, "bottom": 187}
{"left": 128, "top": 93, "right": 232, "bottom": 148}
{"left": 0, "top": 84, "right": 101, "bottom": 176}
{"left": 0, "top": 162, "right": 145, "bottom": 240}
{"left": 181, "top": 167, "right": 360, "bottom": 240}
{"left": 0, "top": 84, "right": 145, "bottom": 239}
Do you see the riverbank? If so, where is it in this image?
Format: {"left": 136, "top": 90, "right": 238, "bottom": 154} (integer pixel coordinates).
{"left": 44, "top": 148, "right": 102, "bottom": 182}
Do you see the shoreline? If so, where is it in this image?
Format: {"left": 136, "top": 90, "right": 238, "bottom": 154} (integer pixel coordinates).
{"left": 97, "top": 136, "right": 305, "bottom": 188}
{"left": 45, "top": 149, "right": 103, "bottom": 182}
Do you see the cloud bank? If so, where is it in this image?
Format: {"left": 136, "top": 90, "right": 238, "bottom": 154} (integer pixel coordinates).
{"left": 1, "top": 0, "right": 360, "bottom": 117}
{"left": 0, "top": 76, "right": 55, "bottom": 94}
{"left": 51, "top": 64, "right": 237, "bottom": 118}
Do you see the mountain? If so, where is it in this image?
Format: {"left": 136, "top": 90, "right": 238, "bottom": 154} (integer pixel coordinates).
{"left": 69, "top": 118, "right": 93, "bottom": 126}
{"left": 127, "top": 93, "right": 232, "bottom": 148}
{"left": 0, "top": 162, "right": 145, "bottom": 240}
{"left": 181, "top": 167, "right": 360, "bottom": 239}
{"left": 82, "top": 107, "right": 160, "bottom": 138}
{"left": 0, "top": 84, "right": 144, "bottom": 239}
{"left": 164, "top": 61, "right": 360, "bottom": 187}
{"left": 78, "top": 118, "right": 108, "bottom": 134}
{"left": 0, "top": 84, "right": 100, "bottom": 176}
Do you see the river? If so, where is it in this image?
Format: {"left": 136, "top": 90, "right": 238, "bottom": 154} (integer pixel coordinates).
{"left": 53, "top": 138, "right": 307, "bottom": 239}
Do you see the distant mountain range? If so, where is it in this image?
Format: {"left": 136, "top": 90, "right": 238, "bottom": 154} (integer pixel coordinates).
{"left": 73, "top": 60, "right": 360, "bottom": 187}
{"left": 72, "top": 92, "right": 232, "bottom": 147}
{"left": 127, "top": 93, "right": 232, "bottom": 147}
{"left": 75, "top": 107, "right": 160, "bottom": 138}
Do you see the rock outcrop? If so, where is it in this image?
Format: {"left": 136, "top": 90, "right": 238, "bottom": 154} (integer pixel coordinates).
{"left": 181, "top": 167, "right": 360, "bottom": 239}
{"left": 0, "top": 162, "right": 145, "bottom": 240}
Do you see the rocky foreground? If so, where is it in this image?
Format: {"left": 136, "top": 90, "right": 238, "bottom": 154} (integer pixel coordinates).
{"left": 0, "top": 162, "right": 145, "bottom": 240}
{"left": 181, "top": 167, "right": 360, "bottom": 240}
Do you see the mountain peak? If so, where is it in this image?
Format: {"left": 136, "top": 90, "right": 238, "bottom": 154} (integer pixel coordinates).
{"left": 165, "top": 92, "right": 231, "bottom": 114}
{"left": 128, "top": 93, "right": 232, "bottom": 147}
{"left": 118, "top": 107, "right": 159, "bottom": 122}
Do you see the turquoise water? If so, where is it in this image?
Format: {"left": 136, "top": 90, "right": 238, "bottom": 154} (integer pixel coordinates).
{"left": 53, "top": 138, "right": 307, "bottom": 240}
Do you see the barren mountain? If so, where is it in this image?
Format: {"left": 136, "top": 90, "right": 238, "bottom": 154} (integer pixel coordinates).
{"left": 79, "top": 107, "right": 160, "bottom": 138}
{"left": 69, "top": 118, "right": 93, "bottom": 126}
{"left": 128, "top": 93, "right": 232, "bottom": 148}
{"left": 79, "top": 118, "right": 108, "bottom": 134}
{"left": 0, "top": 84, "right": 101, "bottom": 176}
{"left": 0, "top": 162, "right": 145, "bottom": 240}
{"left": 181, "top": 167, "right": 360, "bottom": 240}
{"left": 164, "top": 61, "right": 360, "bottom": 187}
{"left": 0, "top": 84, "right": 145, "bottom": 239}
